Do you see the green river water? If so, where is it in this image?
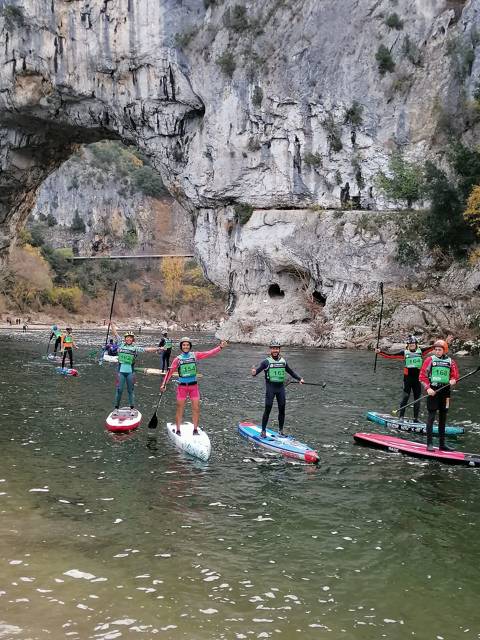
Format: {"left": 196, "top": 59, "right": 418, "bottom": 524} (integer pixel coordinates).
{"left": 0, "top": 332, "right": 479, "bottom": 640}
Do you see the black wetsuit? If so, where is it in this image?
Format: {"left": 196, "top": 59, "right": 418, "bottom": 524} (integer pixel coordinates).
{"left": 377, "top": 346, "right": 433, "bottom": 420}
{"left": 254, "top": 358, "right": 301, "bottom": 432}
{"left": 159, "top": 338, "right": 172, "bottom": 372}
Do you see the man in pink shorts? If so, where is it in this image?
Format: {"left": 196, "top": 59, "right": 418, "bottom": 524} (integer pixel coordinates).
{"left": 161, "top": 336, "right": 227, "bottom": 436}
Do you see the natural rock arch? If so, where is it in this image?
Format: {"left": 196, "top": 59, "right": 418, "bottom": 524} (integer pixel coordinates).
{"left": 0, "top": 0, "right": 204, "bottom": 261}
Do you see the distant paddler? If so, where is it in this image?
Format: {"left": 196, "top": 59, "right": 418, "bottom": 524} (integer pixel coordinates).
{"left": 251, "top": 340, "right": 304, "bottom": 438}
{"left": 158, "top": 331, "right": 173, "bottom": 373}
{"left": 161, "top": 337, "right": 227, "bottom": 436}
{"left": 48, "top": 324, "right": 63, "bottom": 356}
{"left": 111, "top": 325, "right": 159, "bottom": 415}
{"left": 61, "top": 327, "right": 79, "bottom": 369}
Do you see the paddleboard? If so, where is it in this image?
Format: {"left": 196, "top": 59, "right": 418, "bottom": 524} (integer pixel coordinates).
{"left": 102, "top": 354, "right": 118, "bottom": 363}
{"left": 166, "top": 422, "right": 211, "bottom": 461}
{"left": 55, "top": 367, "right": 78, "bottom": 376}
{"left": 354, "top": 432, "right": 480, "bottom": 467}
{"left": 238, "top": 421, "right": 319, "bottom": 464}
{"left": 105, "top": 407, "right": 142, "bottom": 432}
{"left": 366, "top": 411, "right": 464, "bottom": 436}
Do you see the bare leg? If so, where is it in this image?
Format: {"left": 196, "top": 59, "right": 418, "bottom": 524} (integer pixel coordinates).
{"left": 175, "top": 399, "right": 186, "bottom": 434}
{"left": 191, "top": 398, "right": 200, "bottom": 432}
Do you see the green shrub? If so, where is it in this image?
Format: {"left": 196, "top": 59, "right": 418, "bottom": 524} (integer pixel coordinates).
{"left": 252, "top": 85, "right": 263, "bottom": 107}
{"left": 376, "top": 45, "right": 395, "bottom": 75}
{"left": 123, "top": 228, "right": 138, "bottom": 249}
{"left": 385, "top": 13, "right": 403, "bottom": 30}
{"left": 131, "top": 166, "right": 165, "bottom": 198}
{"left": 29, "top": 223, "right": 46, "bottom": 247}
{"left": 322, "top": 115, "right": 343, "bottom": 153}
{"left": 303, "top": 152, "right": 322, "bottom": 167}
{"left": 344, "top": 101, "right": 363, "bottom": 127}
{"left": 402, "top": 35, "right": 422, "bottom": 66}
{"left": 71, "top": 211, "right": 86, "bottom": 233}
{"left": 46, "top": 213, "right": 57, "bottom": 227}
{"left": 224, "top": 5, "right": 249, "bottom": 32}
{"left": 247, "top": 137, "right": 261, "bottom": 152}
{"left": 216, "top": 51, "right": 236, "bottom": 77}
{"left": 375, "top": 153, "right": 424, "bottom": 207}
{"left": 423, "top": 161, "right": 474, "bottom": 256}
{"left": 1, "top": 4, "right": 24, "bottom": 30}
{"left": 234, "top": 203, "right": 254, "bottom": 225}
{"left": 174, "top": 28, "right": 198, "bottom": 48}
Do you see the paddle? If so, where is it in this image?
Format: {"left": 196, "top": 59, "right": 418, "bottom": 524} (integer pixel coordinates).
{"left": 287, "top": 380, "right": 327, "bottom": 388}
{"left": 373, "top": 282, "right": 384, "bottom": 373}
{"left": 392, "top": 365, "right": 480, "bottom": 415}
{"left": 99, "top": 282, "right": 117, "bottom": 365}
{"left": 148, "top": 375, "right": 172, "bottom": 430}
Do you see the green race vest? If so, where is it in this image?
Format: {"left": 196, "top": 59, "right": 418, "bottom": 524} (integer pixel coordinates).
{"left": 266, "top": 356, "right": 286, "bottom": 383}
{"left": 430, "top": 355, "right": 451, "bottom": 385}
{"left": 54, "top": 329, "right": 62, "bottom": 338}
{"left": 64, "top": 335, "right": 73, "bottom": 346}
{"left": 164, "top": 338, "right": 173, "bottom": 349}
{"left": 118, "top": 344, "right": 136, "bottom": 366}
{"left": 404, "top": 348, "right": 422, "bottom": 369}
{"left": 178, "top": 354, "right": 197, "bottom": 380}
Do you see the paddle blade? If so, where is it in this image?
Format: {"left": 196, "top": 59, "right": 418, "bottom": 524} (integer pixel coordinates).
{"left": 148, "top": 412, "right": 158, "bottom": 430}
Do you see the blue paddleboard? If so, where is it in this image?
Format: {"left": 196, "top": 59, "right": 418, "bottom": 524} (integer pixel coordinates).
{"left": 238, "top": 421, "right": 319, "bottom": 464}
{"left": 366, "top": 411, "right": 464, "bottom": 436}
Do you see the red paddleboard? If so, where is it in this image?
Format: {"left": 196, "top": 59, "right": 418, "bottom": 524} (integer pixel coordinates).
{"left": 105, "top": 408, "right": 142, "bottom": 432}
{"left": 354, "top": 432, "right": 480, "bottom": 467}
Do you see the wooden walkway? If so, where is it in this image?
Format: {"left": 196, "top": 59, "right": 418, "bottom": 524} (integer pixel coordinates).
{"left": 71, "top": 254, "right": 194, "bottom": 261}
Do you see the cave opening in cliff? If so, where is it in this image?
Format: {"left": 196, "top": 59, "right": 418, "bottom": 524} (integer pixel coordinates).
{"left": 268, "top": 283, "right": 285, "bottom": 299}
{"left": 312, "top": 291, "right": 326, "bottom": 306}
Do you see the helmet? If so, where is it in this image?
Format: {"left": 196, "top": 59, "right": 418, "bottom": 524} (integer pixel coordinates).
{"left": 433, "top": 339, "right": 448, "bottom": 352}
{"left": 406, "top": 335, "right": 418, "bottom": 344}
{"left": 52, "top": 325, "right": 58, "bottom": 330}
{"left": 124, "top": 330, "right": 135, "bottom": 339}
{"left": 66, "top": 327, "right": 72, "bottom": 332}
{"left": 163, "top": 332, "right": 168, "bottom": 337}
{"left": 269, "top": 340, "right": 281, "bottom": 348}
{"left": 179, "top": 336, "right": 192, "bottom": 349}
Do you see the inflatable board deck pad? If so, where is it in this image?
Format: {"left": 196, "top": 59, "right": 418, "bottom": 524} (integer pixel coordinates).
{"left": 366, "top": 411, "right": 464, "bottom": 436}
{"left": 166, "top": 422, "right": 211, "bottom": 461}
{"left": 105, "top": 407, "right": 142, "bottom": 432}
{"left": 354, "top": 432, "right": 480, "bottom": 467}
{"left": 102, "top": 354, "right": 118, "bottom": 363}
{"left": 238, "top": 421, "right": 319, "bottom": 464}
{"left": 55, "top": 367, "right": 78, "bottom": 376}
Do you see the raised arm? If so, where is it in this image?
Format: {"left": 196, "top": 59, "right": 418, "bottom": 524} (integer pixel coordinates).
{"left": 162, "top": 356, "right": 180, "bottom": 388}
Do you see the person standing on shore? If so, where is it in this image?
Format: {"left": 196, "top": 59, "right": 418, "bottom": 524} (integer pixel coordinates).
{"left": 111, "top": 326, "right": 158, "bottom": 414}
{"left": 61, "top": 327, "right": 78, "bottom": 368}
{"left": 419, "top": 340, "right": 460, "bottom": 451}
{"left": 158, "top": 331, "right": 173, "bottom": 373}
{"left": 161, "top": 337, "right": 227, "bottom": 436}
{"left": 251, "top": 341, "right": 304, "bottom": 438}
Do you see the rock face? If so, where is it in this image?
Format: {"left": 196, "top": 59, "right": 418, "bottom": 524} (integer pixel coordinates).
{"left": 1, "top": 0, "right": 479, "bottom": 343}
{"left": 30, "top": 145, "right": 193, "bottom": 256}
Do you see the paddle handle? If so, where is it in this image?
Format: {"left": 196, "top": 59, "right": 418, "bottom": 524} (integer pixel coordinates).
{"left": 103, "top": 281, "right": 118, "bottom": 349}
{"left": 373, "top": 282, "right": 384, "bottom": 373}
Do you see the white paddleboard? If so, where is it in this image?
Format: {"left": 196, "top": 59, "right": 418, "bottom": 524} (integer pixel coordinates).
{"left": 105, "top": 407, "right": 142, "bottom": 432}
{"left": 166, "top": 422, "right": 211, "bottom": 461}
{"left": 103, "top": 354, "right": 119, "bottom": 363}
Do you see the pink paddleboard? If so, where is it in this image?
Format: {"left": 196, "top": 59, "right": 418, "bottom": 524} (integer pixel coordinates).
{"left": 354, "top": 432, "right": 480, "bottom": 467}
{"left": 105, "top": 408, "right": 142, "bottom": 433}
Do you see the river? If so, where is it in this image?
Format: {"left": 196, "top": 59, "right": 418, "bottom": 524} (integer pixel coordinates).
{"left": 0, "top": 332, "right": 479, "bottom": 639}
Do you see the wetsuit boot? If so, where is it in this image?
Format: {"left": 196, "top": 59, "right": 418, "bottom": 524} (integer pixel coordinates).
{"left": 426, "top": 420, "right": 434, "bottom": 452}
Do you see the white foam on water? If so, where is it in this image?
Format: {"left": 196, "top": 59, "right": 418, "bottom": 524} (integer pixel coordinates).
{"left": 199, "top": 608, "right": 218, "bottom": 614}
{"left": 64, "top": 570, "right": 96, "bottom": 580}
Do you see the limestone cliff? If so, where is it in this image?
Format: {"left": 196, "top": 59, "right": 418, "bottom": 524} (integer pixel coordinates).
{"left": 0, "top": 0, "right": 479, "bottom": 345}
